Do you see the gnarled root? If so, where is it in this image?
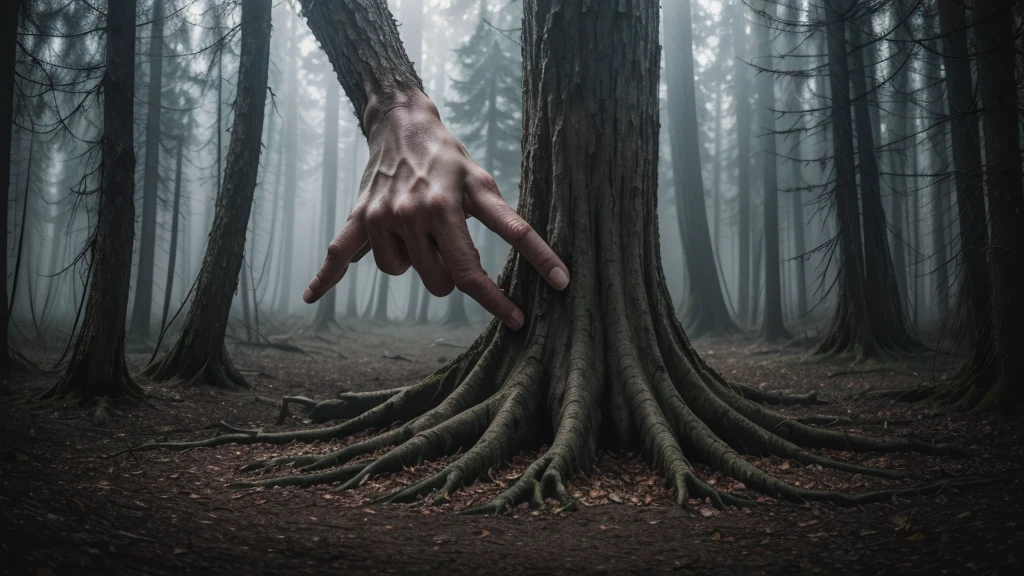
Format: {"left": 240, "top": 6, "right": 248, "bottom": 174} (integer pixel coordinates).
{"left": 130, "top": 264, "right": 987, "bottom": 514}
{"left": 145, "top": 343, "right": 250, "bottom": 391}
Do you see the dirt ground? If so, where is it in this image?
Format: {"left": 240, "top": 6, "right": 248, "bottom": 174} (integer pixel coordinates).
{"left": 1, "top": 321, "right": 1021, "bottom": 575}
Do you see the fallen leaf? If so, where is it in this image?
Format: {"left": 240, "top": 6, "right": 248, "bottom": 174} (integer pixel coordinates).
{"left": 188, "top": 493, "right": 201, "bottom": 499}
{"left": 906, "top": 533, "right": 925, "bottom": 541}
{"left": 608, "top": 493, "right": 623, "bottom": 504}
{"left": 480, "top": 530, "right": 490, "bottom": 538}
{"left": 699, "top": 507, "right": 714, "bottom": 518}
{"left": 643, "top": 494, "right": 654, "bottom": 505}
{"left": 713, "top": 531, "right": 722, "bottom": 541}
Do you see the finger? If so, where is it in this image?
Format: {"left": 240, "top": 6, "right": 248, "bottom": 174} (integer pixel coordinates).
{"left": 405, "top": 233, "right": 455, "bottom": 297}
{"left": 368, "top": 226, "right": 411, "bottom": 276}
{"left": 433, "top": 216, "right": 524, "bottom": 331}
{"left": 304, "top": 217, "right": 369, "bottom": 304}
{"left": 351, "top": 243, "right": 371, "bottom": 263}
{"left": 468, "top": 184, "right": 570, "bottom": 291}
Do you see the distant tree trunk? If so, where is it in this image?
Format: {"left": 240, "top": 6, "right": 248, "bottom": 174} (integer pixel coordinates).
{"left": 442, "top": 290, "right": 469, "bottom": 327}
{"left": 274, "top": 14, "right": 299, "bottom": 314}
{"left": 973, "top": 0, "right": 1024, "bottom": 411}
{"left": 711, "top": 89, "right": 723, "bottom": 257}
{"left": 257, "top": 96, "right": 283, "bottom": 305}
{"left": 314, "top": 79, "right": 341, "bottom": 331}
{"left": 750, "top": 225, "right": 763, "bottom": 325}
{"left": 923, "top": 18, "right": 951, "bottom": 322}
{"left": 781, "top": 0, "right": 808, "bottom": 320}
{"left": 754, "top": 0, "right": 789, "bottom": 341}
{"left": 157, "top": 135, "right": 185, "bottom": 336}
{"left": 0, "top": 0, "right": 19, "bottom": 372}
{"left": 345, "top": 132, "right": 361, "bottom": 317}
{"left": 849, "top": 23, "right": 916, "bottom": 351}
{"left": 146, "top": 0, "right": 272, "bottom": 390}
{"left": 416, "top": 282, "right": 430, "bottom": 324}
{"left": 128, "top": 0, "right": 165, "bottom": 341}
{"left": 372, "top": 275, "right": 390, "bottom": 323}
{"left": 664, "top": 0, "right": 737, "bottom": 337}
{"left": 8, "top": 130, "right": 33, "bottom": 320}
{"left": 886, "top": 0, "right": 911, "bottom": 308}
{"left": 732, "top": 0, "right": 752, "bottom": 325}
{"left": 814, "top": 0, "right": 876, "bottom": 359}
{"left": 42, "top": 0, "right": 144, "bottom": 401}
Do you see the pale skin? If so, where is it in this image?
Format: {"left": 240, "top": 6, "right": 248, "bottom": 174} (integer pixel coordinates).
{"left": 302, "top": 89, "right": 570, "bottom": 330}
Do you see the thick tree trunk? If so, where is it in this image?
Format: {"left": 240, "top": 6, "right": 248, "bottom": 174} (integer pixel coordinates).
{"left": 973, "top": 0, "right": 1024, "bottom": 411}
{"left": 314, "top": 79, "right": 341, "bottom": 331}
{"left": 754, "top": 0, "right": 788, "bottom": 341}
{"left": 43, "top": 0, "right": 144, "bottom": 401}
{"left": 664, "top": 0, "right": 737, "bottom": 337}
{"left": 128, "top": 0, "right": 165, "bottom": 342}
{"left": 732, "top": 0, "right": 753, "bottom": 326}
{"left": 0, "top": 0, "right": 19, "bottom": 374}
{"left": 146, "top": 0, "right": 272, "bottom": 390}
{"left": 158, "top": 136, "right": 185, "bottom": 336}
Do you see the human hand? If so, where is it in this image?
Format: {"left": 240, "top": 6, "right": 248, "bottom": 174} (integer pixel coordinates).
{"left": 302, "top": 90, "right": 569, "bottom": 330}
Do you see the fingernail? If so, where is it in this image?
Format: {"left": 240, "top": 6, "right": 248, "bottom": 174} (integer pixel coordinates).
{"left": 548, "top": 267, "right": 569, "bottom": 290}
{"left": 507, "top": 308, "right": 524, "bottom": 331}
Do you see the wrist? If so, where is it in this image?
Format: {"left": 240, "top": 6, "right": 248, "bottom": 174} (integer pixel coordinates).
{"left": 363, "top": 89, "right": 437, "bottom": 136}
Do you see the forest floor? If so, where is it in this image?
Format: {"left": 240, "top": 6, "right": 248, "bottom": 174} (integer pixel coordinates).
{"left": 1, "top": 321, "right": 1021, "bottom": 575}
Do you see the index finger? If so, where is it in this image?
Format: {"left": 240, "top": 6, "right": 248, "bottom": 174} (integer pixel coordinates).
{"left": 303, "top": 216, "right": 369, "bottom": 304}
{"left": 469, "top": 189, "right": 570, "bottom": 291}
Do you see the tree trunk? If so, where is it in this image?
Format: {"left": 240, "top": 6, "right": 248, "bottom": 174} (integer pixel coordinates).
{"left": 886, "top": 0, "right": 911, "bottom": 308}
{"left": 43, "top": 0, "right": 144, "bottom": 401}
{"left": 664, "top": 0, "right": 737, "bottom": 337}
{"left": 128, "top": 0, "right": 165, "bottom": 342}
{"left": 711, "top": 90, "right": 723, "bottom": 258}
{"left": 157, "top": 135, "right": 185, "bottom": 337}
{"left": 372, "top": 274, "right": 390, "bottom": 322}
{"left": 732, "top": 0, "right": 753, "bottom": 326}
{"left": 754, "top": 0, "right": 788, "bottom": 341}
{"left": 923, "top": 17, "right": 951, "bottom": 323}
{"left": 274, "top": 13, "right": 299, "bottom": 315}
{"left": 146, "top": 0, "right": 272, "bottom": 390}
{"left": 0, "top": 0, "right": 19, "bottom": 373}
{"left": 814, "top": 0, "right": 876, "bottom": 359}
{"left": 314, "top": 79, "right": 341, "bottom": 331}
{"left": 850, "top": 21, "right": 915, "bottom": 352}
{"left": 973, "top": 0, "right": 1024, "bottom": 411}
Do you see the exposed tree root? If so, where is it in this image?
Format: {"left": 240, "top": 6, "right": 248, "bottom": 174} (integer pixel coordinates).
{"left": 144, "top": 344, "right": 250, "bottom": 391}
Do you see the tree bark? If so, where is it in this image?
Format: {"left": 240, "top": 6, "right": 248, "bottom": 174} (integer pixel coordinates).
{"left": 973, "top": 0, "right": 1024, "bottom": 411}
{"left": 664, "top": 0, "right": 737, "bottom": 337}
{"left": 128, "top": 0, "right": 165, "bottom": 342}
{"left": 274, "top": 13, "right": 299, "bottom": 314}
{"left": 0, "top": 0, "right": 19, "bottom": 374}
{"left": 43, "top": 0, "right": 144, "bottom": 401}
{"left": 146, "top": 0, "right": 272, "bottom": 390}
{"left": 887, "top": 0, "right": 912, "bottom": 308}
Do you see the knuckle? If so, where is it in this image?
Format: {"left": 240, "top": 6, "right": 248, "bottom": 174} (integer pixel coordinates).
{"left": 364, "top": 203, "right": 389, "bottom": 227}
{"left": 326, "top": 241, "right": 345, "bottom": 261}
{"left": 392, "top": 199, "right": 418, "bottom": 223}
{"left": 454, "top": 271, "right": 488, "bottom": 294}
{"left": 503, "top": 216, "right": 532, "bottom": 243}
{"left": 424, "top": 193, "right": 454, "bottom": 215}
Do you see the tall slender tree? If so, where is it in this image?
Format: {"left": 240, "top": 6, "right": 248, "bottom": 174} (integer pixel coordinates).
{"left": 664, "top": 0, "right": 738, "bottom": 337}
{"left": 731, "top": 0, "right": 753, "bottom": 325}
{"left": 42, "top": 0, "right": 145, "bottom": 401}
{"left": 314, "top": 79, "right": 341, "bottom": 331}
{"left": 128, "top": 0, "right": 166, "bottom": 342}
{"left": 754, "top": 0, "right": 788, "bottom": 340}
{"left": 146, "top": 0, "right": 273, "bottom": 390}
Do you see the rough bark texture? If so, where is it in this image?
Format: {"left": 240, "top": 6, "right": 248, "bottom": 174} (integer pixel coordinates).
{"left": 754, "top": 0, "right": 788, "bottom": 341}
{"left": 314, "top": 79, "right": 341, "bottom": 331}
{"left": 128, "top": 0, "right": 165, "bottom": 341}
{"left": 973, "top": 0, "right": 1024, "bottom": 411}
{"left": 142, "top": 0, "right": 971, "bottom": 512}
{"left": 42, "top": 0, "right": 144, "bottom": 401}
{"left": 887, "top": 0, "right": 911, "bottom": 308}
{"left": 664, "top": 0, "right": 737, "bottom": 337}
{"left": 923, "top": 14, "right": 951, "bottom": 322}
{"left": 145, "top": 0, "right": 272, "bottom": 390}
{"left": 1, "top": 0, "right": 20, "bottom": 374}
